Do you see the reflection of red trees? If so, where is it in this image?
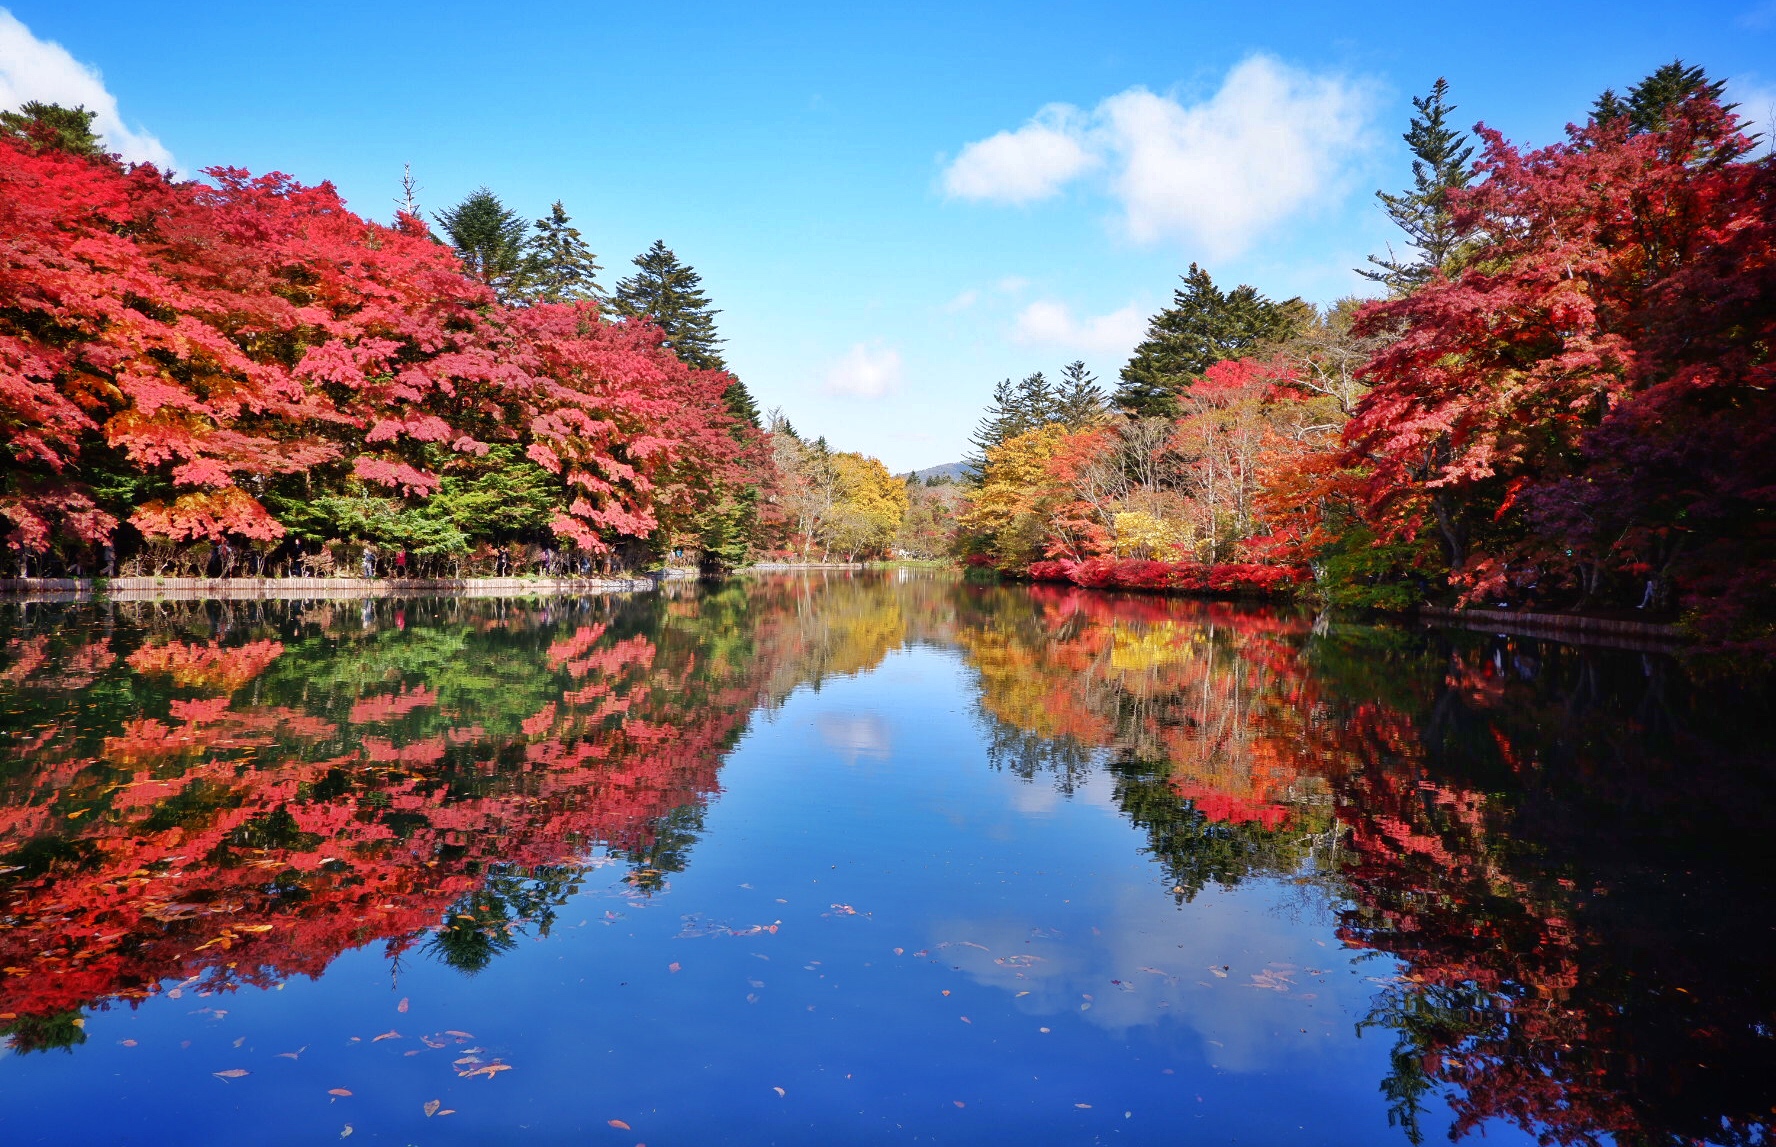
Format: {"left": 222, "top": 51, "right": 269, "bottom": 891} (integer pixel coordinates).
{"left": 0, "top": 612, "right": 759, "bottom": 1030}
{"left": 966, "top": 590, "right": 1775, "bottom": 1145}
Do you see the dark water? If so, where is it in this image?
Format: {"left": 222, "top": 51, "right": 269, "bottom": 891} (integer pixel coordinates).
{"left": 0, "top": 574, "right": 1771, "bottom": 1146}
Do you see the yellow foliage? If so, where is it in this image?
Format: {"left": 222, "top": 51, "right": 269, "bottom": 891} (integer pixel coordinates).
{"left": 1111, "top": 511, "right": 1194, "bottom": 560}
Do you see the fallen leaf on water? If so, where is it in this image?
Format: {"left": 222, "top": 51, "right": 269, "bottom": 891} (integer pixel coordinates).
{"left": 276, "top": 1047, "right": 306, "bottom": 1060}
{"left": 372, "top": 1030, "right": 401, "bottom": 1042}
{"left": 328, "top": 1088, "right": 353, "bottom": 1097}
{"left": 233, "top": 1036, "right": 246, "bottom": 1046}
{"left": 340, "top": 1126, "right": 352, "bottom": 1138}
{"left": 420, "top": 1036, "right": 446, "bottom": 1049}
{"left": 424, "top": 1100, "right": 441, "bottom": 1117}
{"left": 397, "top": 997, "right": 409, "bottom": 1013}
{"left": 892, "top": 947, "right": 903, "bottom": 956}
{"left": 1076, "top": 1103, "right": 1093, "bottom": 1109}
{"left": 940, "top": 990, "right": 950, "bottom": 997}
{"left": 119, "top": 1039, "right": 137, "bottom": 1047}
{"left": 459, "top": 1060, "right": 512, "bottom": 1080}
{"left": 953, "top": 1100, "right": 966, "bottom": 1108}
{"left": 213, "top": 1069, "right": 249, "bottom": 1080}
{"left": 960, "top": 1016, "right": 971, "bottom": 1024}
{"left": 772, "top": 1086, "right": 785, "bottom": 1097}
{"left": 437, "top": 1109, "right": 455, "bottom": 1116}
{"left": 445, "top": 1030, "right": 473, "bottom": 1038}
{"left": 608, "top": 1120, "right": 631, "bottom": 1130}
{"left": 668, "top": 962, "right": 680, "bottom": 973}
{"left": 404, "top": 1050, "right": 421, "bottom": 1057}
{"left": 1039, "top": 1027, "right": 1051, "bottom": 1033}
{"left": 1015, "top": 991, "right": 1030, "bottom": 998}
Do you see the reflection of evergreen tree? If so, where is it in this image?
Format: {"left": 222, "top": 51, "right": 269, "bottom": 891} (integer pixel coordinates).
{"left": 1106, "top": 752, "right": 1320, "bottom": 902}
{"left": 427, "top": 865, "right": 585, "bottom": 974}
{"left": 0, "top": 1009, "right": 88, "bottom": 1054}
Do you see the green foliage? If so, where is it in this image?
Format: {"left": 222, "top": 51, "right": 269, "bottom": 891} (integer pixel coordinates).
{"left": 1054, "top": 360, "right": 1109, "bottom": 427}
{"left": 1313, "top": 525, "right": 1441, "bottom": 610}
{"left": 435, "top": 188, "right": 529, "bottom": 299}
{"left": 1362, "top": 78, "right": 1475, "bottom": 294}
{"left": 612, "top": 240, "right": 727, "bottom": 371}
{"left": 520, "top": 201, "right": 603, "bottom": 303}
{"left": 0, "top": 102, "right": 104, "bottom": 158}
{"left": 1595, "top": 59, "right": 1729, "bottom": 136}
{"left": 1118, "top": 264, "right": 1306, "bottom": 418}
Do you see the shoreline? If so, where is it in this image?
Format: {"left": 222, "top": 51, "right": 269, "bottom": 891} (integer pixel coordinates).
{"left": 0, "top": 574, "right": 679, "bottom": 604}
{"left": 1414, "top": 604, "right": 1685, "bottom": 649}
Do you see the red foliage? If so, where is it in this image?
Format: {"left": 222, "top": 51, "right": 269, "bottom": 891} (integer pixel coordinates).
{"left": 1026, "top": 557, "right": 1303, "bottom": 596}
{"left": 0, "top": 142, "right": 757, "bottom": 556}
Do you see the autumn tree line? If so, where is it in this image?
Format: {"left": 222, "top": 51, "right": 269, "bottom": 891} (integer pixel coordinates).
{"left": 0, "top": 102, "right": 917, "bottom": 580}
{"left": 957, "top": 62, "right": 1776, "bottom": 648}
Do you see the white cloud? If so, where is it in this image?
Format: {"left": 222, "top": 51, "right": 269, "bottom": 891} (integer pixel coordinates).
{"left": 995, "top": 275, "right": 1031, "bottom": 294}
{"left": 943, "top": 288, "right": 980, "bottom": 313}
{"left": 941, "top": 54, "right": 1374, "bottom": 259}
{"left": 1012, "top": 300, "right": 1146, "bottom": 357}
{"left": 942, "top": 103, "right": 1099, "bottom": 203}
{"left": 822, "top": 342, "right": 903, "bottom": 399}
{"left": 1729, "top": 76, "right": 1776, "bottom": 154}
{"left": 0, "top": 9, "right": 173, "bottom": 167}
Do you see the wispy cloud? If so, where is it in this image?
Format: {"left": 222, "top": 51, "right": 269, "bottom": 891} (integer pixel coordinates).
{"left": 943, "top": 288, "right": 980, "bottom": 313}
{"left": 823, "top": 342, "right": 903, "bottom": 399}
{"left": 0, "top": 9, "right": 173, "bottom": 167}
{"left": 1012, "top": 300, "right": 1146, "bottom": 357}
{"left": 942, "top": 54, "right": 1375, "bottom": 259}
{"left": 1729, "top": 75, "right": 1776, "bottom": 154}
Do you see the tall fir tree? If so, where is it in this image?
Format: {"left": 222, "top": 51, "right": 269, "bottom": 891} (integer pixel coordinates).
{"left": 521, "top": 201, "right": 603, "bottom": 303}
{"left": 966, "top": 372, "right": 1063, "bottom": 476}
{"left": 0, "top": 102, "right": 105, "bottom": 158}
{"left": 434, "top": 188, "right": 528, "bottom": 300}
{"left": 1117, "top": 265, "right": 1304, "bottom": 418}
{"left": 1055, "top": 360, "right": 1109, "bottom": 428}
{"left": 1361, "top": 78, "right": 1474, "bottom": 295}
{"left": 1595, "top": 60, "right": 1729, "bottom": 135}
{"left": 612, "top": 240, "right": 758, "bottom": 426}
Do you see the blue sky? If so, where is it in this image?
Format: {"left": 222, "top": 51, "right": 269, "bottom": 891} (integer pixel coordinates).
{"left": 3, "top": 1, "right": 1771, "bottom": 471}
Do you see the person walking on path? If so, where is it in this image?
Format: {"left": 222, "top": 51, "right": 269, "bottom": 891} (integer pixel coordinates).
{"left": 362, "top": 544, "right": 377, "bottom": 579}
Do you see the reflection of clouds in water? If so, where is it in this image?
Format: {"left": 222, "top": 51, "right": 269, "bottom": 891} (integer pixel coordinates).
{"left": 816, "top": 710, "right": 892, "bottom": 764}
{"left": 1003, "top": 765, "right": 1121, "bottom": 817}
{"left": 928, "top": 884, "right": 1376, "bottom": 1073}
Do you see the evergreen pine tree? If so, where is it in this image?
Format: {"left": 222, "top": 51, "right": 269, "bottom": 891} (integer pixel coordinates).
{"left": 611, "top": 240, "right": 727, "bottom": 369}
{"left": 612, "top": 240, "right": 758, "bottom": 427}
{"left": 434, "top": 188, "right": 528, "bottom": 300}
{"left": 1055, "top": 360, "right": 1108, "bottom": 428}
{"left": 966, "top": 372, "right": 1064, "bottom": 476}
{"left": 1360, "top": 78, "right": 1474, "bottom": 295}
{"left": 1117, "top": 265, "right": 1303, "bottom": 418}
{"left": 521, "top": 201, "right": 603, "bottom": 303}
{"left": 1594, "top": 61, "right": 1744, "bottom": 160}
{"left": 0, "top": 102, "right": 105, "bottom": 158}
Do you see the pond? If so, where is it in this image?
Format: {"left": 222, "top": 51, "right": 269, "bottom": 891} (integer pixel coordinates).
{"left": 0, "top": 573, "right": 1771, "bottom": 1146}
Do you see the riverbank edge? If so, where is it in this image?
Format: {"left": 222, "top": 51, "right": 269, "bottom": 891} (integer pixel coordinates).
{"left": 0, "top": 573, "right": 690, "bottom": 603}
{"left": 1414, "top": 604, "right": 1685, "bottom": 647}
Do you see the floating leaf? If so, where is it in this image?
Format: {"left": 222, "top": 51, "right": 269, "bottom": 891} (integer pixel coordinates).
{"left": 892, "top": 947, "right": 904, "bottom": 956}
{"left": 340, "top": 1126, "right": 352, "bottom": 1138}
{"left": 397, "top": 997, "right": 410, "bottom": 1013}
{"left": 423, "top": 1100, "right": 440, "bottom": 1118}
{"left": 953, "top": 1100, "right": 966, "bottom": 1108}
{"left": 328, "top": 1088, "right": 352, "bottom": 1097}
{"left": 213, "top": 1068, "right": 249, "bottom": 1080}
{"left": 372, "top": 1030, "right": 401, "bottom": 1042}
{"left": 444, "top": 1030, "right": 473, "bottom": 1038}
{"left": 1075, "top": 1103, "right": 1092, "bottom": 1109}
{"left": 608, "top": 1120, "right": 631, "bottom": 1130}
{"left": 119, "top": 1039, "right": 138, "bottom": 1047}
{"left": 668, "top": 962, "right": 680, "bottom": 973}
{"left": 772, "top": 1086, "right": 785, "bottom": 1097}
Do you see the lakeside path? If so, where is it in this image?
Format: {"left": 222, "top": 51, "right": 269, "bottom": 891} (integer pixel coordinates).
{"left": 0, "top": 574, "right": 682, "bottom": 604}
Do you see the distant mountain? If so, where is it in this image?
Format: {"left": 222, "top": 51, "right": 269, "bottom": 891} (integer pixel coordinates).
{"left": 903, "top": 461, "right": 970, "bottom": 483}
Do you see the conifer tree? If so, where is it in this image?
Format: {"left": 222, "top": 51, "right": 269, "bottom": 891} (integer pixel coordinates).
{"left": 966, "top": 372, "right": 1063, "bottom": 476}
{"left": 521, "top": 201, "right": 602, "bottom": 303}
{"left": 612, "top": 241, "right": 727, "bottom": 369}
{"left": 434, "top": 188, "right": 528, "bottom": 300}
{"left": 0, "top": 102, "right": 104, "bottom": 158}
{"left": 1118, "top": 265, "right": 1303, "bottom": 418}
{"left": 1361, "top": 78, "right": 1474, "bottom": 295}
{"left": 1595, "top": 60, "right": 1729, "bottom": 135}
{"left": 1055, "top": 361, "right": 1109, "bottom": 428}
{"left": 612, "top": 240, "right": 758, "bottom": 425}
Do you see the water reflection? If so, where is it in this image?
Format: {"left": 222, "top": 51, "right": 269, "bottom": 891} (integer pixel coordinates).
{"left": 1, "top": 576, "right": 1771, "bottom": 1146}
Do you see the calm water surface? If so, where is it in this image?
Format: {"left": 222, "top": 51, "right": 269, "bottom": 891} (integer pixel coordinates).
{"left": 0, "top": 574, "right": 1771, "bottom": 1146}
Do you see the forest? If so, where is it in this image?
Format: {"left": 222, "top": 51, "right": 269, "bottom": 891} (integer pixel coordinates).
{"left": 3, "top": 60, "right": 1773, "bottom": 647}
